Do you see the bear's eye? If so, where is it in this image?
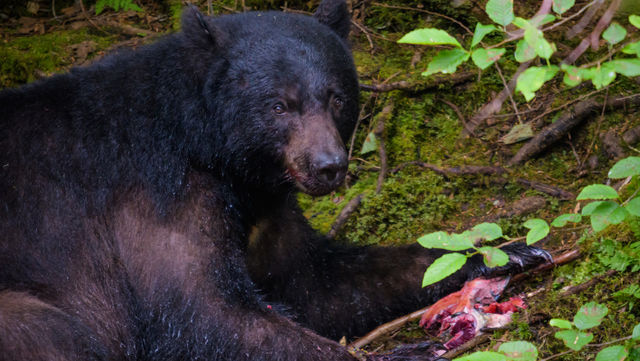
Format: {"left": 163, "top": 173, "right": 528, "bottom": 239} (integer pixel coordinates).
{"left": 272, "top": 103, "right": 287, "bottom": 115}
{"left": 332, "top": 96, "right": 344, "bottom": 110}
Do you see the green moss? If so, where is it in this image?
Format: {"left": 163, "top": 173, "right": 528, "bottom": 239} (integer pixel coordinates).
{"left": 337, "top": 171, "right": 456, "bottom": 246}
{"left": 0, "top": 29, "right": 117, "bottom": 88}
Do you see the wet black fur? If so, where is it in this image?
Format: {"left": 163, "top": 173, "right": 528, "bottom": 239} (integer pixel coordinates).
{"left": 0, "top": 1, "right": 550, "bottom": 360}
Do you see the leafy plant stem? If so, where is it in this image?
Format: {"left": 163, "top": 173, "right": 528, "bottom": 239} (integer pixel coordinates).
{"left": 621, "top": 185, "right": 639, "bottom": 206}
{"left": 487, "top": 0, "right": 597, "bottom": 50}
{"left": 585, "top": 335, "right": 633, "bottom": 348}
{"left": 581, "top": 38, "right": 640, "bottom": 68}
{"left": 541, "top": 335, "right": 633, "bottom": 361}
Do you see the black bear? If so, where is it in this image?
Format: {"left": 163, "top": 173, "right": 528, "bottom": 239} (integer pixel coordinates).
{"left": 0, "top": 1, "right": 549, "bottom": 360}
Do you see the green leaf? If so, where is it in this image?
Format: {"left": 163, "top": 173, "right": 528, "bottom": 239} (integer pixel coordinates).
{"left": 95, "top": 0, "right": 105, "bottom": 14}
{"left": 422, "top": 253, "right": 468, "bottom": 287}
{"left": 602, "top": 22, "right": 627, "bottom": 45}
{"left": 630, "top": 15, "right": 640, "bottom": 28}
{"left": 550, "top": 318, "right": 573, "bottom": 329}
{"left": 360, "top": 131, "right": 377, "bottom": 154}
{"left": 498, "top": 341, "right": 538, "bottom": 361}
{"left": 472, "top": 23, "right": 498, "bottom": 47}
{"left": 595, "top": 345, "right": 628, "bottom": 361}
{"left": 515, "top": 17, "right": 555, "bottom": 59}
{"left": 422, "top": 49, "right": 470, "bottom": 77}
{"left": 591, "top": 63, "right": 617, "bottom": 89}
{"left": 535, "top": 37, "right": 555, "bottom": 59}
{"left": 588, "top": 201, "right": 629, "bottom": 232}
{"left": 608, "top": 59, "right": 640, "bottom": 77}
{"left": 577, "top": 184, "right": 619, "bottom": 200}
{"left": 538, "top": 14, "right": 557, "bottom": 26}
{"left": 516, "top": 66, "right": 559, "bottom": 101}
{"left": 417, "top": 231, "right": 474, "bottom": 251}
{"left": 633, "top": 323, "right": 640, "bottom": 340}
{"left": 471, "top": 48, "right": 506, "bottom": 70}
{"left": 562, "top": 64, "right": 594, "bottom": 87}
{"left": 608, "top": 156, "right": 640, "bottom": 178}
{"left": 622, "top": 41, "right": 640, "bottom": 57}
{"left": 515, "top": 39, "right": 536, "bottom": 63}
{"left": 523, "top": 218, "right": 550, "bottom": 245}
{"left": 582, "top": 201, "right": 606, "bottom": 216}
{"left": 453, "top": 351, "right": 507, "bottom": 361}
{"left": 553, "top": 0, "right": 575, "bottom": 14}
{"left": 573, "top": 302, "right": 608, "bottom": 330}
{"left": 554, "top": 329, "right": 593, "bottom": 351}
{"left": 501, "top": 123, "right": 534, "bottom": 144}
{"left": 398, "top": 28, "right": 463, "bottom": 48}
{"left": 626, "top": 197, "right": 640, "bottom": 217}
{"left": 485, "top": 0, "right": 514, "bottom": 26}
{"left": 551, "top": 213, "right": 582, "bottom": 227}
{"left": 468, "top": 222, "right": 503, "bottom": 242}
{"left": 478, "top": 246, "right": 509, "bottom": 267}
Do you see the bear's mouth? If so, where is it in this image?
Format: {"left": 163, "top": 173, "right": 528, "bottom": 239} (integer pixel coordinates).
{"left": 285, "top": 166, "right": 345, "bottom": 196}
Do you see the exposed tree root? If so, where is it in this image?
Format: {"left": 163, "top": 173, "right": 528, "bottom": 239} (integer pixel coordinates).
{"left": 463, "top": 61, "right": 532, "bottom": 135}
{"left": 559, "top": 269, "right": 617, "bottom": 296}
{"left": 516, "top": 179, "right": 575, "bottom": 200}
{"left": 328, "top": 194, "right": 365, "bottom": 239}
{"left": 391, "top": 162, "right": 506, "bottom": 176}
{"left": 600, "top": 130, "right": 626, "bottom": 160}
{"left": 360, "top": 72, "right": 475, "bottom": 93}
{"left": 509, "top": 94, "right": 640, "bottom": 166}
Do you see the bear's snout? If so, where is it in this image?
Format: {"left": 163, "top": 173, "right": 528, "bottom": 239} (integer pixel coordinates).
{"left": 311, "top": 151, "right": 347, "bottom": 189}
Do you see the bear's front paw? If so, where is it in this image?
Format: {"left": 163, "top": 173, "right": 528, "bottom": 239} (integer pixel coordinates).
{"left": 488, "top": 243, "right": 552, "bottom": 276}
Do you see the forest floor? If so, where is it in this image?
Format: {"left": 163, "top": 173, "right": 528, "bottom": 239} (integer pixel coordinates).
{"left": 2, "top": 1, "right": 640, "bottom": 360}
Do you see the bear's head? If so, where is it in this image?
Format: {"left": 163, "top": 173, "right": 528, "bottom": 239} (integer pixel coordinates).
{"left": 182, "top": 0, "right": 359, "bottom": 197}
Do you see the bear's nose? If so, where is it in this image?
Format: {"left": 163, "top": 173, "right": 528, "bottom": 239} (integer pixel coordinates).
{"left": 314, "top": 153, "right": 347, "bottom": 186}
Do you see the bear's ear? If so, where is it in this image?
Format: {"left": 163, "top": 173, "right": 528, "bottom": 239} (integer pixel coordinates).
{"left": 181, "top": 5, "right": 226, "bottom": 49}
{"left": 313, "top": 0, "right": 351, "bottom": 39}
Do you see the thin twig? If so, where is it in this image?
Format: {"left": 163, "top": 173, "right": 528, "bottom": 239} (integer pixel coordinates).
{"left": 370, "top": 2, "right": 473, "bottom": 36}
{"left": 516, "top": 178, "right": 575, "bottom": 200}
{"left": 78, "top": 0, "right": 109, "bottom": 34}
{"left": 391, "top": 161, "right": 506, "bottom": 176}
{"left": 559, "top": 269, "right": 616, "bottom": 296}
{"left": 327, "top": 194, "right": 365, "bottom": 239}
{"left": 581, "top": 38, "right": 639, "bottom": 68}
{"left": 465, "top": 61, "right": 531, "bottom": 135}
{"left": 494, "top": 62, "right": 522, "bottom": 124}
{"left": 348, "top": 95, "right": 376, "bottom": 163}
{"left": 439, "top": 98, "right": 475, "bottom": 136}
{"left": 530, "top": 87, "right": 609, "bottom": 127}
{"left": 540, "top": 349, "right": 574, "bottom": 361}
{"left": 351, "top": 20, "right": 374, "bottom": 51}
{"left": 374, "top": 103, "right": 394, "bottom": 194}
{"left": 441, "top": 334, "right": 492, "bottom": 359}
